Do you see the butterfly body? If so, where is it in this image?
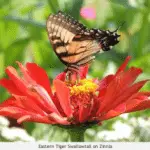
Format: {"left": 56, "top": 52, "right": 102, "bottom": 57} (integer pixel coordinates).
{"left": 46, "top": 11, "right": 120, "bottom": 77}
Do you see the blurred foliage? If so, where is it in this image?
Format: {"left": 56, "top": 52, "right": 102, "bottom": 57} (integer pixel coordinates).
{"left": 0, "top": 0, "right": 150, "bottom": 141}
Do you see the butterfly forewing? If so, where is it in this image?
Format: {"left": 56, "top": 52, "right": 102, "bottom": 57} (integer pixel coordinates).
{"left": 47, "top": 11, "right": 86, "bottom": 44}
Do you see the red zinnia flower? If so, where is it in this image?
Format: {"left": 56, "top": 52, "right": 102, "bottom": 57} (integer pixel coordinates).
{"left": 0, "top": 56, "right": 150, "bottom": 125}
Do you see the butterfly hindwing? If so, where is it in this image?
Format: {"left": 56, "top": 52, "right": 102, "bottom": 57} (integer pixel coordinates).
{"left": 60, "top": 39, "right": 101, "bottom": 66}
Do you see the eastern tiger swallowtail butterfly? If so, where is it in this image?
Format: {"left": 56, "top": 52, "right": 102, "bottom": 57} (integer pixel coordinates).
{"left": 46, "top": 11, "right": 120, "bottom": 80}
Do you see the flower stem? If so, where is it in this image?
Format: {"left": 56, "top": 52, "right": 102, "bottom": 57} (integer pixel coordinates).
{"left": 68, "top": 127, "right": 86, "bottom": 142}
{"left": 55, "top": 122, "right": 98, "bottom": 142}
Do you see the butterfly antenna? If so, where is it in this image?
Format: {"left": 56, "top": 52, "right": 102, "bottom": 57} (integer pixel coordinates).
{"left": 114, "top": 21, "right": 126, "bottom": 32}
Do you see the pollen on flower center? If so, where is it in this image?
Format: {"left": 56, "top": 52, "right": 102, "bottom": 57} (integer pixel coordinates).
{"left": 69, "top": 79, "right": 98, "bottom": 95}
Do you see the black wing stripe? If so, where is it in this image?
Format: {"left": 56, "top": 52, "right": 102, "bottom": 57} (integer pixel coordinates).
{"left": 58, "top": 49, "right": 87, "bottom": 57}
{"left": 53, "top": 41, "right": 68, "bottom": 48}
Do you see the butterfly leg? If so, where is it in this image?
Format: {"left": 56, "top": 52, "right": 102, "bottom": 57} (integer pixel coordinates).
{"left": 75, "top": 73, "right": 80, "bottom": 84}
{"left": 70, "top": 65, "right": 80, "bottom": 83}
{"left": 65, "top": 70, "right": 72, "bottom": 82}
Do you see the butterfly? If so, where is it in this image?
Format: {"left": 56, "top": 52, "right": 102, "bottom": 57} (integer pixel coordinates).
{"left": 46, "top": 11, "right": 120, "bottom": 80}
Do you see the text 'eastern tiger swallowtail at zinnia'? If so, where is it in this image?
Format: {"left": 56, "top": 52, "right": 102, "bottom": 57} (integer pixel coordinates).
{"left": 46, "top": 11, "right": 120, "bottom": 80}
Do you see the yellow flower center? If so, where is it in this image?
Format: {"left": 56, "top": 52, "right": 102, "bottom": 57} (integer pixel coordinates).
{"left": 69, "top": 79, "right": 98, "bottom": 95}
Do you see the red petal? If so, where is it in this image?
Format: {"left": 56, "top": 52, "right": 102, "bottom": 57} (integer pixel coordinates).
{"left": 106, "top": 80, "right": 148, "bottom": 113}
{"left": 13, "top": 95, "right": 47, "bottom": 115}
{"left": 117, "top": 67, "right": 142, "bottom": 90}
{"left": 127, "top": 100, "right": 150, "bottom": 112}
{"left": 99, "top": 75, "right": 114, "bottom": 89}
{"left": 89, "top": 97, "right": 101, "bottom": 119}
{"left": 100, "top": 110, "right": 119, "bottom": 121}
{"left": 97, "top": 75, "right": 123, "bottom": 114}
{"left": 0, "top": 97, "right": 20, "bottom": 107}
{"left": 26, "top": 88, "right": 60, "bottom": 115}
{"left": 0, "top": 105, "right": 55, "bottom": 124}
{"left": 100, "top": 103, "right": 126, "bottom": 120}
{"left": 0, "top": 79, "right": 23, "bottom": 95}
{"left": 52, "top": 93, "right": 67, "bottom": 117}
{"left": 0, "top": 106, "right": 54, "bottom": 124}
{"left": 101, "top": 92, "right": 150, "bottom": 120}
{"left": 97, "top": 68, "right": 143, "bottom": 114}
{"left": 115, "top": 56, "right": 131, "bottom": 75}
{"left": 5, "top": 66, "right": 28, "bottom": 94}
{"left": 79, "top": 105, "right": 91, "bottom": 123}
{"left": 17, "top": 115, "right": 55, "bottom": 124}
{"left": 0, "top": 106, "right": 35, "bottom": 119}
{"left": 79, "top": 65, "right": 89, "bottom": 79}
{"left": 26, "top": 62, "right": 53, "bottom": 98}
{"left": 16, "top": 61, "right": 36, "bottom": 85}
{"left": 98, "top": 75, "right": 114, "bottom": 98}
{"left": 125, "top": 92, "right": 150, "bottom": 112}
{"left": 55, "top": 72, "right": 66, "bottom": 81}
{"left": 54, "top": 80, "right": 72, "bottom": 117}
{"left": 48, "top": 113, "right": 70, "bottom": 125}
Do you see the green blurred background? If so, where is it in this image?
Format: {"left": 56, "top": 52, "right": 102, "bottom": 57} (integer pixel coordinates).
{"left": 0, "top": 0, "right": 150, "bottom": 142}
